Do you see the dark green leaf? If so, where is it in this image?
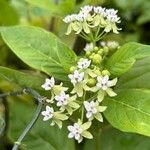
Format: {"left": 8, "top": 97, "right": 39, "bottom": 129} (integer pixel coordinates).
{"left": 84, "top": 128, "right": 150, "bottom": 150}
{"left": 0, "top": 66, "right": 44, "bottom": 91}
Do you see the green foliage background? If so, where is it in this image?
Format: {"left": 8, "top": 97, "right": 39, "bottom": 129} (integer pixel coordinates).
{"left": 0, "top": 0, "right": 150, "bottom": 150}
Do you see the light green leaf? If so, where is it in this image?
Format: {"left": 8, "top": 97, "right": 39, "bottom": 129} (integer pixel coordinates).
{"left": 105, "top": 42, "right": 150, "bottom": 76}
{"left": 25, "top": 0, "right": 76, "bottom": 16}
{"left": 1, "top": 26, "right": 77, "bottom": 81}
{"left": 0, "top": 66, "right": 44, "bottom": 91}
{"left": 103, "top": 89, "right": 150, "bottom": 137}
{"left": 8, "top": 98, "right": 75, "bottom": 150}
{"left": 0, "top": 0, "right": 18, "bottom": 25}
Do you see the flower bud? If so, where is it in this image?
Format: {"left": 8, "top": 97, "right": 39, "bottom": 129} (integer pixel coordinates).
{"left": 94, "top": 46, "right": 99, "bottom": 52}
{"left": 103, "top": 47, "right": 109, "bottom": 54}
{"left": 90, "top": 64, "right": 95, "bottom": 69}
{"left": 87, "top": 78, "right": 96, "bottom": 87}
{"left": 86, "top": 51, "right": 91, "bottom": 57}
{"left": 70, "top": 66, "right": 76, "bottom": 73}
{"left": 98, "top": 49, "right": 103, "bottom": 55}
{"left": 102, "top": 70, "right": 110, "bottom": 76}
{"left": 92, "top": 54, "right": 102, "bottom": 65}
{"left": 94, "top": 69, "right": 101, "bottom": 76}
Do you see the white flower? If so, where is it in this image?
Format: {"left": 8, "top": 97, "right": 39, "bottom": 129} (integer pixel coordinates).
{"left": 105, "top": 9, "right": 120, "bottom": 23}
{"left": 96, "top": 75, "right": 117, "bottom": 90}
{"left": 68, "top": 121, "right": 93, "bottom": 143}
{"left": 84, "top": 101, "right": 97, "bottom": 118}
{"left": 80, "top": 5, "right": 93, "bottom": 14}
{"left": 77, "top": 58, "right": 91, "bottom": 69}
{"left": 75, "top": 12, "right": 88, "bottom": 22}
{"left": 84, "top": 101, "right": 107, "bottom": 122}
{"left": 68, "top": 123, "right": 83, "bottom": 143}
{"left": 94, "top": 6, "right": 106, "bottom": 17}
{"left": 54, "top": 91, "right": 69, "bottom": 107}
{"left": 63, "top": 14, "right": 78, "bottom": 23}
{"left": 107, "top": 41, "right": 119, "bottom": 49}
{"left": 41, "top": 106, "right": 54, "bottom": 121}
{"left": 84, "top": 43, "right": 93, "bottom": 51}
{"left": 68, "top": 70, "right": 84, "bottom": 85}
{"left": 41, "top": 77, "right": 55, "bottom": 90}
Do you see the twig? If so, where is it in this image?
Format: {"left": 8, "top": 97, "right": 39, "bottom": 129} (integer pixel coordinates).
{"left": 12, "top": 102, "right": 43, "bottom": 150}
{"left": 0, "top": 88, "right": 44, "bottom": 150}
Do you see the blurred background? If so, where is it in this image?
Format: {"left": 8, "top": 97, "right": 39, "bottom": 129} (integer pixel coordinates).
{"left": 0, "top": 0, "right": 150, "bottom": 150}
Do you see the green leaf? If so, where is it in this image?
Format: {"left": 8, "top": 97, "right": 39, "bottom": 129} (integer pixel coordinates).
{"left": 103, "top": 89, "right": 150, "bottom": 137}
{"left": 0, "top": 66, "right": 44, "bottom": 91}
{"left": 1, "top": 26, "right": 77, "bottom": 81}
{"left": 106, "top": 42, "right": 150, "bottom": 76}
{"left": 8, "top": 98, "right": 75, "bottom": 150}
{"left": 104, "top": 57, "right": 150, "bottom": 136}
{"left": 116, "top": 57, "right": 150, "bottom": 89}
{"left": 83, "top": 128, "right": 150, "bottom": 150}
{"left": 0, "top": 0, "right": 18, "bottom": 25}
{"left": 25, "top": 0, "right": 76, "bottom": 16}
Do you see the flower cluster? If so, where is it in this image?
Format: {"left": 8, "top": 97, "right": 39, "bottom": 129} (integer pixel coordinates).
{"left": 41, "top": 5, "right": 120, "bottom": 143}
{"left": 63, "top": 5, "right": 121, "bottom": 39}
{"left": 41, "top": 42, "right": 118, "bottom": 142}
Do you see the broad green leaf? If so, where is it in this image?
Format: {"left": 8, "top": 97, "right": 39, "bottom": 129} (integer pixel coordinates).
{"left": 104, "top": 57, "right": 150, "bottom": 136}
{"left": 1, "top": 26, "right": 77, "bottom": 81}
{"left": 84, "top": 128, "right": 150, "bottom": 150}
{"left": 116, "top": 57, "right": 150, "bottom": 89}
{"left": 106, "top": 42, "right": 150, "bottom": 76}
{"left": 8, "top": 98, "right": 75, "bottom": 150}
{"left": 0, "top": 0, "right": 18, "bottom": 25}
{"left": 0, "top": 66, "right": 44, "bottom": 91}
{"left": 25, "top": 0, "right": 76, "bottom": 16}
{"left": 103, "top": 89, "right": 150, "bottom": 137}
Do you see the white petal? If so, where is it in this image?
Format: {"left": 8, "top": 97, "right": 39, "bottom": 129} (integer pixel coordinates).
{"left": 86, "top": 112, "right": 92, "bottom": 118}
{"left": 68, "top": 132, "right": 74, "bottom": 138}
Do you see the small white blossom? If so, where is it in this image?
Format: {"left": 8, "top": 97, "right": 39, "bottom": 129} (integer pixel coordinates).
{"left": 68, "top": 123, "right": 83, "bottom": 143}
{"left": 96, "top": 75, "right": 117, "bottom": 90}
{"left": 63, "top": 14, "right": 78, "bottom": 23}
{"left": 105, "top": 9, "right": 120, "bottom": 23}
{"left": 84, "top": 101, "right": 97, "bottom": 118}
{"left": 68, "top": 121, "right": 93, "bottom": 143}
{"left": 96, "top": 75, "right": 118, "bottom": 99}
{"left": 77, "top": 58, "right": 91, "bottom": 69}
{"left": 80, "top": 5, "right": 93, "bottom": 14}
{"left": 107, "top": 41, "right": 119, "bottom": 49}
{"left": 68, "top": 70, "right": 84, "bottom": 85}
{"left": 84, "top": 101, "right": 107, "bottom": 121}
{"left": 84, "top": 43, "right": 94, "bottom": 51}
{"left": 94, "top": 6, "right": 106, "bottom": 17}
{"left": 54, "top": 91, "right": 69, "bottom": 107}
{"left": 41, "top": 77, "right": 55, "bottom": 90}
{"left": 41, "top": 106, "right": 54, "bottom": 121}
{"left": 75, "top": 12, "right": 88, "bottom": 22}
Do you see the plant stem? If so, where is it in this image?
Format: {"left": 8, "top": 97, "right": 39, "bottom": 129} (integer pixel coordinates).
{"left": 81, "top": 92, "right": 86, "bottom": 122}
{"left": 12, "top": 102, "right": 43, "bottom": 150}
{"left": 0, "top": 88, "right": 44, "bottom": 150}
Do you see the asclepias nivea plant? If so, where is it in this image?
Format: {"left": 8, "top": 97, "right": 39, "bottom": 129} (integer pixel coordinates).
{"left": 0, "top": 5, "right": 150, "bottom": 149}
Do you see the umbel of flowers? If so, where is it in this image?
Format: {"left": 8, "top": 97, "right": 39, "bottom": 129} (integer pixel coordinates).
{"left": 41, "top": 5, "right": 120, "bottom": 143}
